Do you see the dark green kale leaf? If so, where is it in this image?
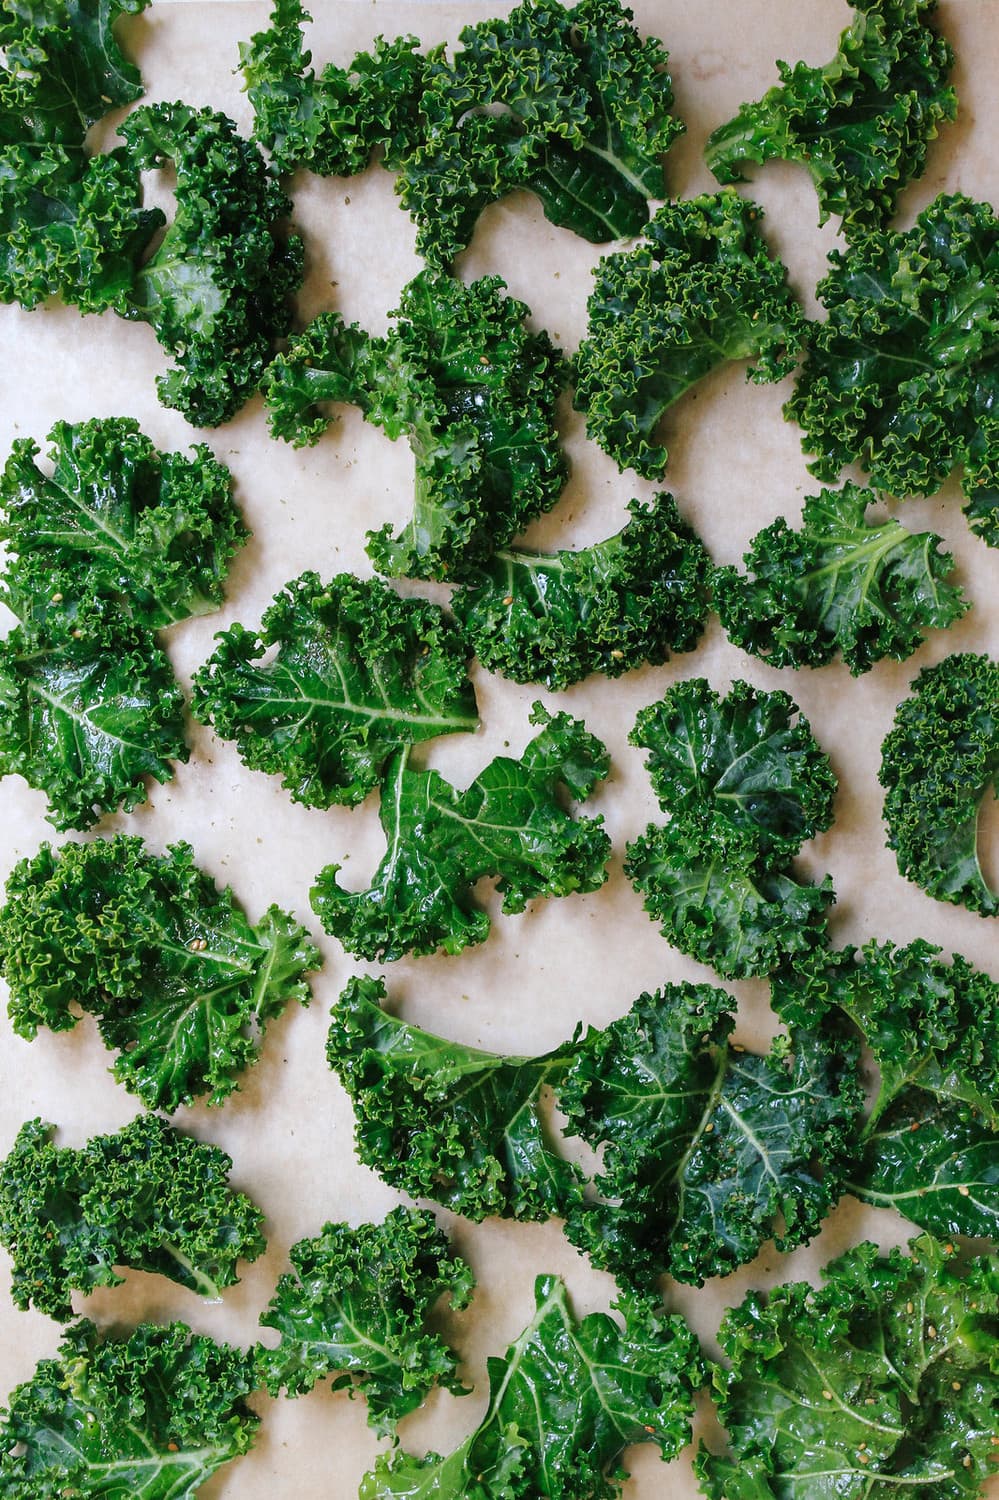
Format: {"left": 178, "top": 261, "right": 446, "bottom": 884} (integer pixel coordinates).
{"left": 705, "top": 0, "right": 956, "bottom": 237}
{"left": 192, "top": 571, "right": 477, "bottom": 809}
{"left": 255, "top": 1206, "right": 474, "bottom": 1434}
{"left": 0, "top": 1318, "right": 260, "bottom": 1498}
{"left": 879, "top": 653, "right": 999, "bottom": 915}
{"left": 326, "top": 976, "right": 584, "bottom": 1221}
{"left": 312, "top": 705, "right": 610, "bottom": 960}
{"left": 364, "top": 1274, "right": 703, "bottom": 1500}
{"left": 451, "top": 494, "right": 712, "bottom": 690}
{"left": 714, "top": 482, "right": 967, "bottom": 675}
{"left": 0, "top": 1115, "right": 266, "bottom": 1322}
{"left": 574, "top": 191, "right": 806, "bottom": 479}
{"left": 786, "top": 194, "right": 999, "bottom": 544}
{"left": 697, "top": 1235, "right": 999, "bottom": 1500}
{"left": 115, "top": 102, "right": 304, "bottom": 427}
{"left": 0, "top": 417, "right": 247, "bottom": 627}
{"left": 263, "top": 270, "right": 568, "bottom": 581}
{"left": 559, "top": 985, "right": 862, "bottom": 1286}
{"left": 0, "top": 835, "right": 320, "bottom": 1110}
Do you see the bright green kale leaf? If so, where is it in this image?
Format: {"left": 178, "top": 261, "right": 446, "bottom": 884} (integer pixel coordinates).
{"left": 0, "top": 600, "right": 187, "bottom": 830}
{"left": 451, "top": 494, "right": 712, "bottom": 690}
{"left": 256, "top": 1206, "right": 474, "bottom": 1434}
{"left": 263, "top": 270, "right": 568, "bottom": 581}
{"left": 0, "top": 418, "right": 247, "bottom": 627}
{"left": 0, "top": 1115, "right": 266, "bottom": 1322}
{"left": 0, "top": 835, "right": 320, "bottom": 1110}
{"left": 786, "top": 194, "right": 999, "bottom": 544}
{"left": 574, "top": 191, "right": 806, "bottom": 479}
{"left": 115, "top": 102, "right": 304, "bottom": 427}
{"left": 326, "top": 976, "right": 584, "bottom": 1221}
{"left": 879, "top": 654, "right": 999, "bottom": 915}
{"left": 713, "top": 482, "right": 967, "bottom": 675}
{"left": 192, "top": 571, "right": 477, "bottom": 809}
{"left": 697, "top": 1235, "right": 999, "bottom": 1500}
{"left": 559, "top": 985, "right": 861, "bottom": 1286}
{"left": 705, "top": 0, "right": 956, "bottom": 237}
{"left": 0, "top": 1318, "right": 260, "bottom": 1498}
{"left": 312, "top": 705, "right": 611, "bottom": 960}
{"left": 364, "top": 1274, "right": 702, "bottom": 1500}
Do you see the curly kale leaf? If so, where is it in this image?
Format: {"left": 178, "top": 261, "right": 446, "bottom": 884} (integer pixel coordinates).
{"left": 326, "top": 976, "right": 584, "bottom": 1222}
{"left": 256, "top": 1206, "right": 474, "bottom": 1434}
{"left": 786, "top": 194, "right": 999, "bottom": 541}
{"left": 0, "top": 418, "right": 246, "bottom": 628}
{"left": 0, "top": 835, "right": 319, "bottom": 1110}
{"left": 0, "top": 1318, "right": 260, "bottom": 1498}
{"left": 264, "top": 271, "right": 568, "bottom": 582}
{"left": 697, "top": 1235, "right": 999, "bottom": 1500}
{"left": 0, "top": 1115, "right": 266, "bottom": 1322}
{"left": 0, "top": 601, "right": 187, "bottom": 830}
{"left": 574, "top": 191, "right": 806, "bottom": 478}
{"left": 115, "top": 102, "right": 303, "bottom": 427}
{"left": 705, "top": 0, "right": 956, "bottom": 237}
{"left": 714, "top": 482, "right": 967, "bottom": 675}
{"left": 312, "top": 705, "right": 610, "bottom": 960}
{"left": 365, "top": 1274, "right": 702, "bottom": 1500}
{"left": 192, "top": 571, "right": 477, "bottom": 809}
{"left": 451, "top": 494, "right": 711, "bottom": 690}
{"left": 559, "top": 985, "right": 861, "bottom": 1286}
{"left": 880, "top": 653, "right": 999, "bottom": 916}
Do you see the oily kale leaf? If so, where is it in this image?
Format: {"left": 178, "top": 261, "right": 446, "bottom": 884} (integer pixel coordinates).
{"left": 311, "top": 705, "right": 611, "bottom": 960}
{"left": 697, "top": 1235, "right": 999, "bottom": 1500}
{"left": 450, "top": 494, "right": 712, "bottom": 690}
{"left": 115, "top": 102, "right": 304, "bottom": 427}
{"left": 574, "top": 191, "right": 806, "bottom": 479}
{"left": 705, "top": 0, "right": 956, "bottom": 237}
{"left": 256, "top": 1206, "right": 474, "bottom": 1433}
{"left": 0, "top": 1318, "right": 260, "bottom": 1498}
{"left": 625, "top": 679, "right": 837, "bottom": 978}
{"left": 264, "top": 270, "right": 568, "bottom": 581}
{"left": 0, "top": 835, "right": 320, "bottom": 1110}
{"left": 326, "top": 975, "right": 584, "bottom": 1221}
{"left": 364, "top": 1274, "right": 702, "bottom": 1500}
{"left": 713, "top": 482, "right": 967, "bottom": 675}
{"left": 0, "top": 417, "right": 247, "bottom": 628}
{"left": 879, "top": 653, "right": 999, "bottom": 916}
{"left": 192, "top": 571, "right": 477, "bottom": 809}
{"left": 786, "top": 194, "right": 999, "bottom": 543}
{"left": 0, "top": 1114, "right": 265, "bottom": 1322}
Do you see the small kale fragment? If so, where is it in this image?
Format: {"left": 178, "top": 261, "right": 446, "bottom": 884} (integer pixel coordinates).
{"left": 705, "top": 0, "right": 956, "bottom": 236}
{"left": 192, "top": 571, "right": 477, "bottom": 808}
{"left": 713, "top": 482, "right": 967, "bottom": 674}
{"left": 451, "top": 494, "right": 712, "bottom": 689}
{"left": 0, "top": 1318, "right": 260, "bottom": 1498}
{"left": 574, "top": 191, "right": 806, "bottom": 479}
{"left": 256, "top": 1206, "right": 474, "bottom": 1434}
{"left": 0, "top": 1115, "right": 266, "bottom": 1321}
{"left": 0, "top": 835, "right": 320, "bottom": 1109}
{"left": 264, "top": 270, "right": 568, "bottom": 581}
{"left": 312, "top": 704, "right": 611, "bottom": 960}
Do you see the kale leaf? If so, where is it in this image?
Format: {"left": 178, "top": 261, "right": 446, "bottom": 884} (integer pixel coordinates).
{"left": 713, "top": 482, "right": 967, "bottom": 674}
{"left": 705, "top": 0, "right": 956, "bottom": 236}
{"left": 256, "top": 1206, "right": 474, "bottom": 1433}
{"left": 192, "top": 571, "right": 477, "bottom": 808}
{"left": 312, "top": 705, "right": 611, "bottom": 960}
{"left": 264, "top": 270, "right": 568, "bottom": 581}
{"left": 0, "top": 1114, "right": 266, "bottom": 1321}
{"left": 451, "top": 494, "right": 712, "bottom": 690}
{"left": 0, "top": 1319, "right": 260, "bottom": 1498}
{"left": 574, "top": 191, "right": 806, "bottom": 478}
{"left": 0, "top": 835, "right": 320, "bottom": 1110}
